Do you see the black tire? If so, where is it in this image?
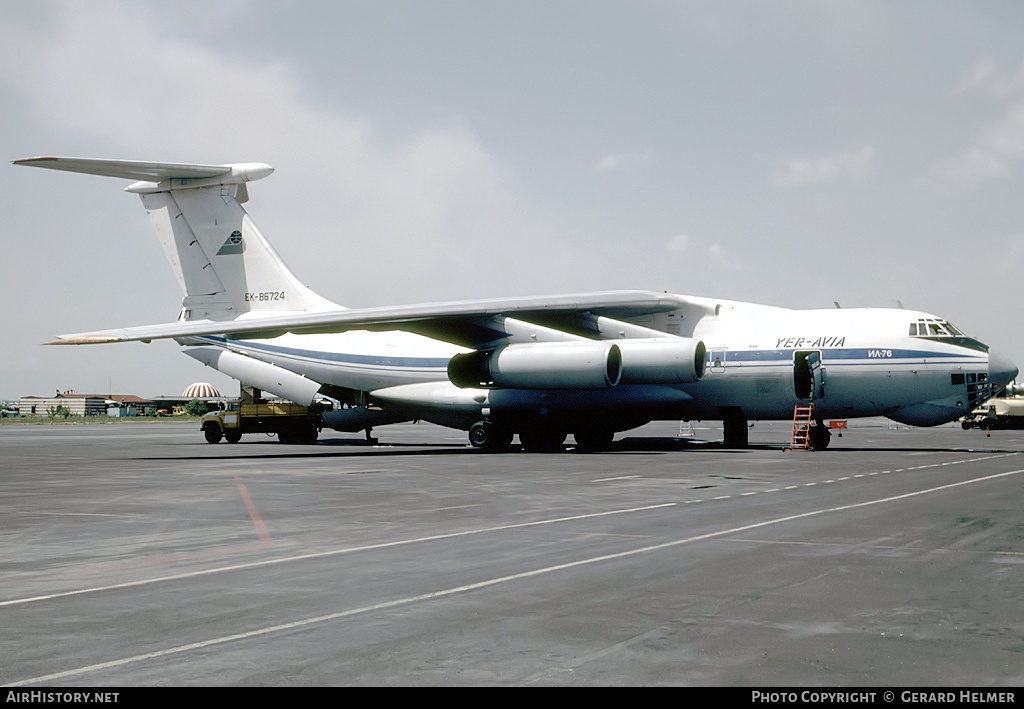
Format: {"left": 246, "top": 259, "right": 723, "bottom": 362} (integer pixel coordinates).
{"left": 518, "top": 428, "right": 566, "bottom": 452}
{"left": 469, "top": 422, "right": 491, "bottom": 448}
{"left": 224, "top": 429, "right": 242, "bottom": 444}
{"left": 809, "top": 423, "right": 832, "bottom": 450}
{"left": 574, "top": 429, "right": 614, "bottom": 451}
{"left": 469, "top": 422, "right": 512, "bottom": 449}
{"left": 204, "top": 427, "right": 222, "bottom": 444}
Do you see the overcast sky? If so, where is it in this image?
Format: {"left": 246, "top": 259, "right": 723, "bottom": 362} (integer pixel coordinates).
{"left": 4, "top": 0, "right": 1024, "bottom": 400}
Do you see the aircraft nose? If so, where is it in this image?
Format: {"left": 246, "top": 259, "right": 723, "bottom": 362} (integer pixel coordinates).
{"left": 988, "top": 349, "right": 1018, "bottom": 389}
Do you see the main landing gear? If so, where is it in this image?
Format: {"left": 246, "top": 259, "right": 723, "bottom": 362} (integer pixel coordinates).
{"left": 722, "top": 408, "right": 749, "bottom": 448}
{"left": 517, "top": 428, "right": 567, "bottom": 452}
{"left": 467, "top": 421, "right": 616, "bottom": 452}
{"left": 572, "top": 427, "right": 615, "bottom": 452}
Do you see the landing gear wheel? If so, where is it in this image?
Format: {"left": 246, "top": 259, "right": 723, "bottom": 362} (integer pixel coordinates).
{"left": 469, "top": 422, "right": 490, "bottom": 448}
{"left": 469, "top": 422, "right": 512, "bottom": 449}
{"left": 204, "top": 427, "right": 223, "bottom": 444}
{"left": 809, "top": 423, "right": 831, "bottom": 451}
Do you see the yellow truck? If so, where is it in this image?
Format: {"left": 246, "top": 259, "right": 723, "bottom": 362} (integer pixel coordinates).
{"left": 201, "top": 399, "right": 331, "bottom": 444}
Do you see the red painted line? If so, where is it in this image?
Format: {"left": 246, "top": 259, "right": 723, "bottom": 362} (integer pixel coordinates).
{"left": 234, "top": 475, "right": 274, "bottom": 547}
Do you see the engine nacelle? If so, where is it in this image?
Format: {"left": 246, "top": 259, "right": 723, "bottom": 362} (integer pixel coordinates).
{"left": 1005, "top": 382, "right": 1024, "bottom": 398}
{"left": 448, "top": 341, "right": 622, "bottom": 389}
{"left": 616, "top": 338, "right": 706, "bottom": 384}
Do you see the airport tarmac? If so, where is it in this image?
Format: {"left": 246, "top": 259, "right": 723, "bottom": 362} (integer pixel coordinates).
{"left": 1, "top": 418, "right": 1022, "bottom": 687}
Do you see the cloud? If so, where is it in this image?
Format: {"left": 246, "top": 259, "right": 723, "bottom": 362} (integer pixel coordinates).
{"left": 932, "top": 147, "right": 1010, "bottom": 185}
{"left": 0, "top": 3, "right": 350, "bottom": 158}
{"left": 956, "top": 55, "right": 1024, "bottom": 98}
{"left": 769, "top": 146, "right": 876, "bottom": 188}
{"left": 932, "top": 100, "right": 1024, "bottom": 187}
{"left": 666, "top": 234, "right": 689, "bottom": 252}
{"left": 665, "top": 233, "right": 724, "bottom": 260}
{"left": 0, "top": 1, "right": 576, "bottom": 306}
{"left": 595, "top": 149, "right": 655, "bottom": 173}
{"left": 932, "top": 57, "right": 1024, "bottom": 188}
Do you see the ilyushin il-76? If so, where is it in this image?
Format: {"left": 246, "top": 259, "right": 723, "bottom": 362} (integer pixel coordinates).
{"left": 15, "top": 156, "right": 1018, "bottom": 450}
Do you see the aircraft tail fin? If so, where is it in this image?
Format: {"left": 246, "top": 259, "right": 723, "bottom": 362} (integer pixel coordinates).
{"left": 14, "top": 157, "right": 341, "bottom": 321}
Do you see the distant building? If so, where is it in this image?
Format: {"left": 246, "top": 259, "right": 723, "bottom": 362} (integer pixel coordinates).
{"left": 20, "top": 393, "right": 106, "bottom": 417}
{"left": 17, "top": 385, "right": 234, "bottom": 418}
{"left": 19, "top": 391, "right": 155, "bottom": 417}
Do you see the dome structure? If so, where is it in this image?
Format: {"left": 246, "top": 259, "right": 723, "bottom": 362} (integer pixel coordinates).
{"left": 182, "top": 382, "right": 221, "bottom": 399}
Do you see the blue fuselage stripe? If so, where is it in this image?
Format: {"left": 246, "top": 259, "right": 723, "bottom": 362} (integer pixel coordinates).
{"left": 720, "top": 348, "right": 981, "bottom": 363}
{"left": 200, "top": 336, "right": 452, "bottom": 370}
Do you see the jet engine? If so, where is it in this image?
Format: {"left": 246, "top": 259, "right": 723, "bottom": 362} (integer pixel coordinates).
{"left": 448, "top": 341, "right": 622, "bottom": 389}
{"left": 447, "top": 337, "right": 706, "bottom": 389}
{"left": 617, "top": 338, "right": 706, "bottom": 384}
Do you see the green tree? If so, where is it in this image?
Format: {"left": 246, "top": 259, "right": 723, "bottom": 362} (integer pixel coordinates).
{"left": 46, "top": 405, "right": 71, "bottom": 422}
{"left": 184, "top": 399, "right": 208, "bottom": 416}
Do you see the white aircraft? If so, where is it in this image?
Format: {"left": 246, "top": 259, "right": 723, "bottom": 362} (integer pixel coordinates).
{"left": 14, "top": 156, "right": 1018, "bottom": 450}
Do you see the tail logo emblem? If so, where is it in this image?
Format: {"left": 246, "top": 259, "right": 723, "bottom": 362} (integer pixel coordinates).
{"left": 217, "top": 230, "right": 245, "bottom": 255}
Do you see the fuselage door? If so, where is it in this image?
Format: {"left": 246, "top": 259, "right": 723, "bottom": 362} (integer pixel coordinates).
{"left": 794, "top": 350, "right": 825, "bottom": 400}
{"left": 709, "top": 349, "right": 727, "bottom": 374}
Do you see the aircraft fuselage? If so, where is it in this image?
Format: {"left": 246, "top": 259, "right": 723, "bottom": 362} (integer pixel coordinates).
{"left": 186, "top": 296, "right": 1013, "bottom": 438}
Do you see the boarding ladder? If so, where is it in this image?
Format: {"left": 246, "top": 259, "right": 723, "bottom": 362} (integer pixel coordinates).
{"left": 790, "top": 403, "right": 815, "bottom": 450}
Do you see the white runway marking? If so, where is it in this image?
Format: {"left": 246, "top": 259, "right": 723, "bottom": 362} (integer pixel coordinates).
{"left": 0, "top": 503, "right": 676, "bottom": 608}
{"left": 10, "top": 463, "right": 1024, "bottom": 687}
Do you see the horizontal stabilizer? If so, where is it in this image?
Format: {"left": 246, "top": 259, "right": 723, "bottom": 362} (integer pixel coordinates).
{"left": 13, "top": 156, "right": 235, "bottom": 182}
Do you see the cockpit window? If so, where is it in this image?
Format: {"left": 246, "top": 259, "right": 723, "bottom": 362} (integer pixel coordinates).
{"left": 909, "top": 318, "right": 987, "bottom": 351}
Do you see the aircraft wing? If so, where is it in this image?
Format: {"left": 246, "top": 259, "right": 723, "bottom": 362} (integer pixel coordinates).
{"left": 46, "top": 290, "right": 693, "bottom": 348}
